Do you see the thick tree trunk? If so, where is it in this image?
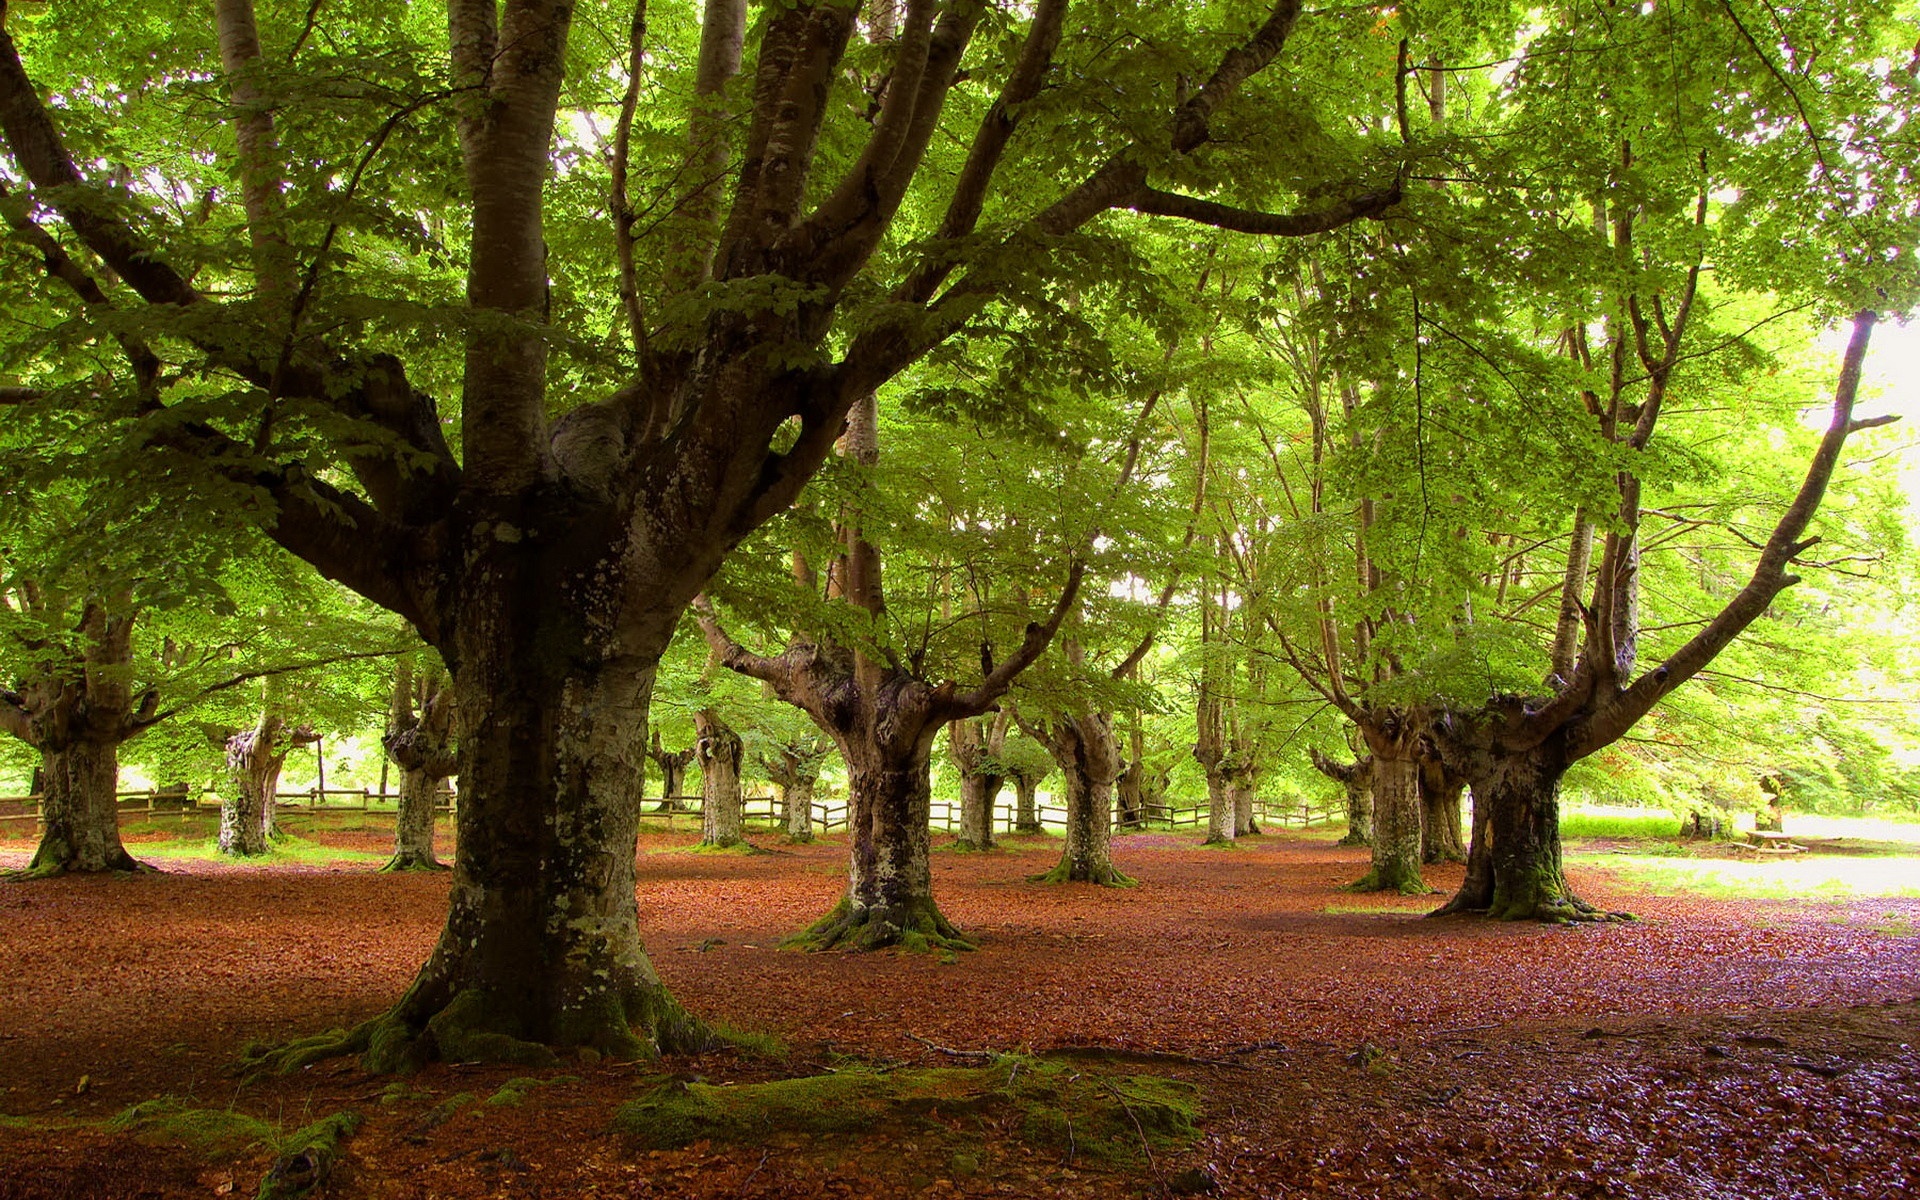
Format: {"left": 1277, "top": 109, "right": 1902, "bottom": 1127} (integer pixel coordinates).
{"left": 1231, "top": 772, "right": 1260, "bottom": 837}
{"left": 1116, "top": 761, "right": 1145, "bottom": 830}
{"left": 1420, "top": 759, "right": 1467, "bottom": 864}
{"left": 648, "top": 734, "right": 694, "bottom": 811}
{"left": 383, "top": 670, "right": 456, "bottom": 872}
{"left": 1351, "top": 755, "right": 1425, "bottom": 894}
{"left": 267, "top": 649, "right": 707, "bottom": 1073}
{"left": 1205, "top": 776, "right": 1234, "bottom": 843}
{"left": 26, "top": 738, "right": 139, "bottom": 875}
{"left": 1034, "top": 713, "right": 1131, "bottom": 886}
{"left": 387, "top": 767, "right": 446, "bottom": 871}
{"left": 1339, "top": 773, "right": 1373, "bottom": 846}
{"left": 694, "top": 710, "right": 745, "bottom": 848}
{"left": 783, "top": 773, "right": 816, "bottom": 842}
{"left": 1009, "top": 774, "right": 1041, "bottom": 833}
{"left": 792, "top": 747, "right": 967, "bottom": 950}
{"left": 955, "top": 770, "right": 1002, "bottom": 850}
{"left": 1435, "top": 737, "right": 1618, "bottom": 922}
{"left": 220, "top": 718, "right": 287, "bottom": 857}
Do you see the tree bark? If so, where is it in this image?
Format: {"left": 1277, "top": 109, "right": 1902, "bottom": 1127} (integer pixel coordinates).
{"left": 220, "top": 713, "right": 313, "bottom": 857}
{"left": 1348, "top": 712, "right": 1427, "bottom": 895}
{"left": 1312, "top": 748, "right": 1375, "bottom": 847}
{"left": 1432, "top": 733, "right": 1617, "bottom": 922}
{"left": 1009, "top": 772, "right": 1042, "bottom": 833}
{"left": 27, "top": 737, "right": 138, "bottom": 875}
{"left": 759, "top": 736, "right": 827, "bottom": 843}
{"left": 694, "top": 709, "right": 745, "bottom": 848}
{"left": 947, "top": 711, "right": 1009, "bottom": 851}
{"left": 795, "top": 740, "right": 969, "bottom": 951}
{"left": 1032, "top": 711, "right": 1130, "bottom": 886}
{"left": 648, "top": 733, "right": 695, "bottom": 811}
{"left": 1231, "top": 769, "right": 1261, "bottom": 838}
{"left": 383, "top": 666, "right": 456, "bottom": 872}
{"left": 1419, "top": 757, "right": 1468, "bottom": 864}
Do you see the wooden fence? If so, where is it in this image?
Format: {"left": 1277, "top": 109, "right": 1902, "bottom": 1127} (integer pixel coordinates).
{"left": 0, "top": 788, "right": 1332, "bottom": 837}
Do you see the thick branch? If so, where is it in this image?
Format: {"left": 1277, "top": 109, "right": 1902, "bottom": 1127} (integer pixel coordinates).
{"left": 1575, "top": 311, "right": 1881, "bottom": 757}
{"left": 1125, "top": 182, "right": 1402, "bottom": 236}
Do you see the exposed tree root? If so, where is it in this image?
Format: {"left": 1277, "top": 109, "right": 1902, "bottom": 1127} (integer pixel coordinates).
{"left": 378, "top": 852, "right": 448, "bottom": 873}
{"left": 1431, "top": 883, "right": 1634, "bottom": 923}
{"left": 242, "top": 977, "right": 715, "bottom": 1076}
{"left": 1030, "top": 859, "right": 1136, "bottom": 887}
{"left": 1335, "top": 829, "right": 1370, "bottom": 848}
{"left": 784, "top": 896, "right": 975, "bottom": 953}
{"left": 7, "top": 847, "right": 151, "bottom": 880}
{"left": 939, "top": 838, "right": 1001, "bottom": 854}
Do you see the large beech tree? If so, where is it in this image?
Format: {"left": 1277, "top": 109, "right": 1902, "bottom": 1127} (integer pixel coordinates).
{"left": 0, "top": 0, "right": 1451, "bottom": 1063}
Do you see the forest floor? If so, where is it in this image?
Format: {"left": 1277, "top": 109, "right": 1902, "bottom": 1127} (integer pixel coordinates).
{"left": 0, "top": 821, "right": 1916, "bottom": 1199}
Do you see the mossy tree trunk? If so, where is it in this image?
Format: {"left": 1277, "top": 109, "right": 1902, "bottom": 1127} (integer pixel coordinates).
{"left": 948, "top": 709, "right": 1010, "bottom": 851}
{"left": 1419, "top": 756, "right": 1468, "bottom": 864}
{"left": 1433, "top": 732, "right": 1611, "bottom": 921}
{"left": 1312, "top": 748, "right": 1374, "bottom": 847}
{"left": 383, "top": 660, "right": 456, "bottom": 872}
{"left": 759, "top": 735, "right": 828, "bottom": 843}
{"left": 220, "top": 710, "right": 317, "bottom": 857}
{"left": 3, "top": 601, "right": 157, "bottom": 877}
{"left": 1009, "top": 772, "right": 1042, "bottom": 833}
{"left": 694, "top": 709, "right": 745, "bottom": 848}
{"left": 1030, "top": 710, "right": 1131, "bottom": 886}
{"left": 28, "top": 736, "right": 139, "bottom": 875}
{"left": 1349, "top": 712, "right": 1426, "bottom": 895}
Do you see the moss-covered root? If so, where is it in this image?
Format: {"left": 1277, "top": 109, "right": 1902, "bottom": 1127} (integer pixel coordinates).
{"left": 1347, "top": 864, "right": 1430, "bottom": 897}
{"left": 1431, "top": 882, "right": 1635, "bottom": 923}
{"left": 783, "top": 896, "right": 975, "bottom": 953}
{"left": 1029, "top": 859, "right": 1136, "bottom": 887}
{"left": 242, "top": 983, "right": 716, "bottom": 1076}
{"left": 378, "top": 852, "right": 449, "bottom": 873}
{"left": 1335, "top": 829, "right": 1370, "bottom": 848}
{"left": 6, "top": 848, "right": 152, "bottom": 881}
{"left": 258, "top": 1110, "right": 362, "bottom": 1200}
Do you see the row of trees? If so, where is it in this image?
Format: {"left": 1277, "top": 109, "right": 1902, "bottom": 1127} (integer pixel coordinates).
{"left": 0, "top": 0, "right": 1914, "bottom": 1068}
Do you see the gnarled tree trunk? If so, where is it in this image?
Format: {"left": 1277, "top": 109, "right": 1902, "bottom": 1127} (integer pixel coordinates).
{"left": 1434, "top": 732, "right": 1612, "bottom": 922}
{"left": 647, "top": 731, "right": 695, "bottom": 811}
{"left": 948, "top": 711, "right": 1010, "bottom": 851}
{"left": 759, "top": 736, "right": 828, "bottom": 843}
{"left": 383, "top": 662, "right": 456, "bottom": 872}
{"left": 1419, "top": 756, "right": 1468, "bottom": 864}
{"left": 28, "top": 736, "right": 138, "bottom": 875}
{"left": 5, "top": 602, "right": 156, "bottom": 877}
{"left": 694, "top": 709, "right": 745, "bottom": 848}
{"left": 1231, "top": 762, "right": 1261, "bottom": 838}
{"left": 1009, "top": 770, "right": 1042, "bottom": 833}
{"left": 1312, "top": 748, "right": 1373, "bottom": 847}
{"left": 220, "top": 712, "right": 315, "bottom": 858}
{"left": 1349, "top": 713, "right": 1426, "bottom": 895}
{"left": 1032, "top": 711, "right": 1130, "bottom": 886}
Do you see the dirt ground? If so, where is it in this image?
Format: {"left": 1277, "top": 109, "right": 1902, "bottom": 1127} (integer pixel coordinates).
{"left": 0, "top": 825, "right": 1915, "bottom": 1199}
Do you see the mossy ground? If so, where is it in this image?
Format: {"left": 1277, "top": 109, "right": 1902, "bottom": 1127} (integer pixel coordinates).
{"left": 611, "top": 1056, "right": 1201, "bottom": 1166}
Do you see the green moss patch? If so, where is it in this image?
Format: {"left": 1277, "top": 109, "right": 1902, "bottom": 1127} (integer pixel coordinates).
{"left": 484, "top": 1075, "right": 579, "bottom": 1107}
{"left": 106, "top": 1099, "right": 278, "bottom": 1156}
{"left": 611, "top": 1057, "right": 1199, "bottom": 1165}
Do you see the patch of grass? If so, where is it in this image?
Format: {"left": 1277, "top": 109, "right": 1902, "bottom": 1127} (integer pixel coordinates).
{"left": 710, "top": 1023, "right": 788, "bottom": 1060}
{"left": 134, "top": 834, "right": 385, "bottom": 866}
{"left": 611, "top": 1057, "right": 1199, "bottom": 1165}
{"left": 1560, "top": 810, "right": 1685, "bottom": 840}
{"left": 1582, "top": 852, "right": 1920, "bottom": 900}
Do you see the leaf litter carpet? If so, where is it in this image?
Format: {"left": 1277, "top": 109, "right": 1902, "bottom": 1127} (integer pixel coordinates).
{"left": 0, "top": 828, "right": 1915, "bottom": 1198}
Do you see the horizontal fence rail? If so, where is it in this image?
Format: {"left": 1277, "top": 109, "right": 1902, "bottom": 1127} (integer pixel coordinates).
{"left": 0, "top": 789, "right": 1335, "bottom": 836}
